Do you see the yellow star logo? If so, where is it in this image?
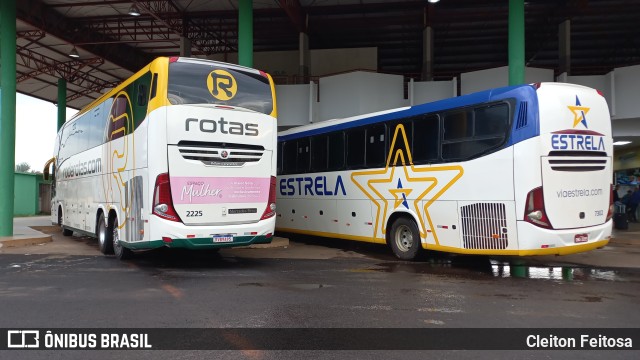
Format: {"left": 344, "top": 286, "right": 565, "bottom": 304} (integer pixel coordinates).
{"left": 568, "top": 96, "right": 590, "bottom": 128}
{"left": 389, "top": 186, "right": 412, "bottom": 209}
{"left": 351, "top": 124, "right": 463, "bottom": 245}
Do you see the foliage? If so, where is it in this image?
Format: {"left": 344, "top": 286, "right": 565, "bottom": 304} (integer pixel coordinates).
{"left": 15, "top": 162, "right": 42, "bottom": 174}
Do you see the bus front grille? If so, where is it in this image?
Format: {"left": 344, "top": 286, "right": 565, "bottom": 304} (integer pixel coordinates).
{"left": 177, "top": 141, "right": 265, "bottom": 166}
{"left": 460, "top": 203, "right": 508, "bottom": 250}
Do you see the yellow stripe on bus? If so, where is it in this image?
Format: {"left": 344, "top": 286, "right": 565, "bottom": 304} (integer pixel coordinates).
{"left": 275, "top": 227, "right": 385, "bottom": 244}
{"left": 276, "top": 226, "right": 610, "bottom": 256}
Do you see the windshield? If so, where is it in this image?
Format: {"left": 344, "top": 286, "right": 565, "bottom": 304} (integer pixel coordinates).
{"left": 168, "top": 60, "right": 274, "bottom": 115}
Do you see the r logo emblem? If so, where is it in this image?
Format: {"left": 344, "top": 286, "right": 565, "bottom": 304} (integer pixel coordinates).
{"left": 207, "top": 70, "right": 237, "bottom": 101}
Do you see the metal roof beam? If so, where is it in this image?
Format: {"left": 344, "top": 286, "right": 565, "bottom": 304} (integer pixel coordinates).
{"left": 17, "top": 51, "right": 104, "bottom": 84}
{"left": 132, "top": 0, "right": 235, "bottom": 55}
{"left": 16, "top": 69, "right": 94, "bottom": 103}
{"left": 16, "top": 0, "right": 151, "bottom": 72}
{"left": 16, "top": 48, "right": 116, "bottom": 103}
{"left": 17, "top": 30, "right": 46, "bottom": 51}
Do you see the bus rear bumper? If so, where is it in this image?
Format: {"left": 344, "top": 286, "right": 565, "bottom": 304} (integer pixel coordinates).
{"left": 125, "top": 234, "right": 273, "bottom": 250}
{"left": 124, "top": 216, "right": 276, "bottom": 250}
{"left": 515, "top": 220, "right": 612, "bottom": 256}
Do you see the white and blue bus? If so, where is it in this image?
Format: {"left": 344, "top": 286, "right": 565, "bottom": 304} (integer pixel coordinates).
{"left": 45, "top": 57, "right": 278, "bottom": 259}
{"left": 276, "top": 83, "right": 613, "bottom": 260}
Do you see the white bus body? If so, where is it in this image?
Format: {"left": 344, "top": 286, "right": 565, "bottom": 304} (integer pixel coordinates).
{"left": 276, "top": 83, "right": 613, "bottom": 259}
{"left": 47, "top": 57, "right": 277, "bottom": 259}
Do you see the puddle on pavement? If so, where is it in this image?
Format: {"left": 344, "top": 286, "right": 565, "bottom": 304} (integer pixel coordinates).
{"left": 237, "top": 282, "right": 333, "bottom": 291}
{"left": 350, "top": 257, "right": 632, "bottom": 282}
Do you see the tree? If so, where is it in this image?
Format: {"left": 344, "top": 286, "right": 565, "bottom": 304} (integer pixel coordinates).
{"left": 15, "top": 162, "right": 31, "bottom": 173}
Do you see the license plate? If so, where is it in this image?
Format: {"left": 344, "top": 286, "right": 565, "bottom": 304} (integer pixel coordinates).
{"left": 574, "top": 234, "right": 588, "bottom": 243}
{"left": 213, "top": 235, "right": 233, "bottom": 243}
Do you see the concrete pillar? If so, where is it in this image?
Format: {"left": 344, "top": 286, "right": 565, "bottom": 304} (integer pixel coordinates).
{"left": 559, "top": 19, "right": 571, "bottom": 76}
{"left": 57, "top": 78, "right": 66, "bottom": 131}
{"left": 180, "top": 36, "right": 192, "bottom": 57}
{"left": 298, "top": 32, "right": 310, "bottom": 83}
{"left": 0, "top": 0, "right": 17, "bottom": 236}
{"left": 508, "top": 0, "right": 525, "bottom": 85}
{"left": 238, "top": 0, "right": 253, "bottom": 67}
{"left": 422, "top": 26, "right": 434, "bottom": 81}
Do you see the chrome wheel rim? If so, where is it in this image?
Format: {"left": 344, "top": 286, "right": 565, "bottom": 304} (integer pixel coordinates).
{"left": 112, "top": 221, "right": 121, "bottom": 253}
{"left": 98, "top": 218, "right": 106, "bottom": 248}
{"left": 394, "top": 224, "right": 413, "bottom": 253}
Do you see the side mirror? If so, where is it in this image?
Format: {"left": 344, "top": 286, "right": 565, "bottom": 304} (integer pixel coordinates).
{"left": 43, "top": 157, "right": 55, "bottom": 181}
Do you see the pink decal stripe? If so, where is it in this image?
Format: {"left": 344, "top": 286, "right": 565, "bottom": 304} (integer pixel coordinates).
{"left": 170, "top": 176, "right": 270, "bottom": 204}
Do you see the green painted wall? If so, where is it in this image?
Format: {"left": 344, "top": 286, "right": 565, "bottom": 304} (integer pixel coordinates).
{"left": 13, "top": 173, "right": 49, "bottom": 216}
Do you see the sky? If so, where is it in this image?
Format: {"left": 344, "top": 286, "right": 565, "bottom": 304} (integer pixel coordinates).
{"left": 14, "top": 93, "right": 77, "bottom": 171}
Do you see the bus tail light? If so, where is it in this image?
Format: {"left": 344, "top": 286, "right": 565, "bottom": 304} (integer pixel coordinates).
{"left": 524, "top": 186, "right": 553, "bottom": 229}
{"left": 606, "top": 184, "right": 614, "bottom": 222}
{"left": 260, "top": 176, "right": 277, "bottom": 220}
{"left": 152, "top": 173, "right": 181, "bottom": 222}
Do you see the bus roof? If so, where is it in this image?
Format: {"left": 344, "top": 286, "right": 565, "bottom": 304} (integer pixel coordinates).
{"left": 278, "top": 83, "right": 536, "bottom": 142}
{"left": 65, "top": 56, "right": 266, "bottom": 129}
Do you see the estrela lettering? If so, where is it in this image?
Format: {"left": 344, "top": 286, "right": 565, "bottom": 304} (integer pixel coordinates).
{"left": 551, "top": 133, "right": 605, "bottom": 151}
{"left": 279, "top": 175, "right": 347, "bottom": 197}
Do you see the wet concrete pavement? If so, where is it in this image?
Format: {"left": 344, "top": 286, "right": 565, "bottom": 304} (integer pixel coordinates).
{"left": 0, "top": 217, "right": 639, "bottom": 359}
{"left": 3, "top": 215, "right": 640, "bottom": 269}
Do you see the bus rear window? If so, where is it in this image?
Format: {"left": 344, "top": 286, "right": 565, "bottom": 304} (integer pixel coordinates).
{"left": 168, "top": 60, "right": 273, "bottom": 115}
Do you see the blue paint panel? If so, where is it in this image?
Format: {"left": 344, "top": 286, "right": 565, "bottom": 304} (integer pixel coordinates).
{"left": 487, "top": 85, "right": 540, "bottom": 147}
{"left": 278, "top": 84, "right": 541, "bottom": 148}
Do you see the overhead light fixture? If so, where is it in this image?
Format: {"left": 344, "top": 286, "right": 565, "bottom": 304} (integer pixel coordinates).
{"left": 69, "top": 46, "right": 80, "bottom": 58}
{"left": 428, "top": 0, "right": 440, "bottom": 3}
{"left": 128, "top": 3, "right": 141, "bottom": 16}
{"left": 613, "top": 141, "right": 632, "bottom": 146}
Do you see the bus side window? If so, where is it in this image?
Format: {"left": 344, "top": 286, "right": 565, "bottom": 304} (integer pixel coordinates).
{"left": 327, "top": 132, "right": 345, "bottom": 171}
{"left": 137, "top": 84, "right": 148, "bottom": 106}
{"left": 474, "top": 103, "right": 509, "bottom": 137}
{"left": 443, "top": 109, "right": 473, "bottom": 140}
{"left": 366, "top": 124, "right": 386, "bottom": 167}
{"left": 413, "top": 115, "right": 439, "bottom": 163}
{"left": 387, "top": 120, "right": 413, "bottom": 165}
{"left": 296, "top": 137, "right": 310, "bottom": 173}
{"left": 149, "top": 73, "right": 158, "bottom": 100}
{"left": 58, "top": 124, "right": 70, "bottom": 164}
{"left": 277, "top": 142, "right": 283, "bottom": 175}
{"left": 472, "top": 103, "right": 510, "bottom": 154}
{"left": 282, "top": 141, "right": 297, "bottom": 174}
{"left": 442, "top": 109, "right": 474, "bottom": 160}
{"left": 346, "top": 128, "right": 366, "bottom": 169}
{"left": 311, "top": 135, "right": 328, "bottom": 172}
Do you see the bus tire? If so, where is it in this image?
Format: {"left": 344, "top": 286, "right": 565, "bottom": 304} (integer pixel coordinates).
{"left": 97, "top": 215, "right": 114, "bottom": 255}
{"left": 59, "top": 208, "right": 73, "bottom": 236}
{"left": 110, "top": 215, "right": 133, "bottom": 260}
{"left": 388, "top": 217, "right": 422, "bottom": 261}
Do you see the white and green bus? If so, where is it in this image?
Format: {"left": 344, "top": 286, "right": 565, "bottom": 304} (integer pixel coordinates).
{"left": 45, "top": 57, "right": 278, "bottom": 259}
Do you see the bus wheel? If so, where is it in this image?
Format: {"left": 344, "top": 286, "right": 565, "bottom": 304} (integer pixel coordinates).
{"left": 59, "top": 208, "right": 73, "bottom": 236}
{"left": 110, "top": 216, "right": 133, "bottom": 260}
{"left": 389, "top": 217, "right": 421, "bottom": 261}
{"left": 97, "top": 215, "right": 114, "bottom": 255}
